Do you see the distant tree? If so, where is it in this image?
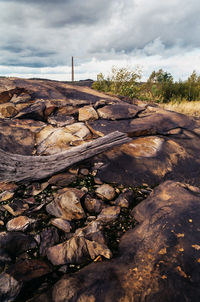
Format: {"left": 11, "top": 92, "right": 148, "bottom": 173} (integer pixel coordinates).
{"left": 92, "top": 72, "right": 111, "bottom": 92}
{"left": 92, "top": 66, "right": 142, "bottom": 98}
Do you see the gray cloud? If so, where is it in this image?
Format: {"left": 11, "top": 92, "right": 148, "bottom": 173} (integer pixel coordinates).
{"left": 0, "top": 0, "right": 199, "bottom": 77}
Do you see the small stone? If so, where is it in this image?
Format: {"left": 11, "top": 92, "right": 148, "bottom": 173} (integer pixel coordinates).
{"left": 81, "top": 186, "right": 89, "bottom": 193}
{"left": 0, "top": 220, "right": 4, "bottom": 226}
{"left": 111, "top": 190, "right": 134, "bottom": 208}
{"left": 3, "top": 200, "right": 29, "bottom": 216}
{"left": 95, "top": 184, "right": 116, "bottom": 201}
{"left": 78, "top": 106, "right": 98, "bottom": 122}
{"left": 80, "top": 168, "right": 89, "bottom": 176}
{"left": 46, "top": 188, "right": 85, "bottom": 221}
{"left": 31, "top": 182, "right": 49, "bottom": 196}
{"left": 0, "top": 183, "right": 18, "bottom": 193}
{"left": 97, "top": 206, "right": 120, "bottom": 223}
{"left": 84, "top": 195, "right": 103, "bottom": 214}
{"left": 68, "top": 167, "right": 79, "bottom": 175}
{"left": 51, "top": 218, "right": 71, "bottom": 233}
{"left": 6, "top": 216, "right": 35, "bottom": 232}
{"left": 94, "top": 177, "right": 103, "bottom": 185}
{"left": 48, "top": 115, "right": 75, "bottom": 127}
{"left": 0, "top": 191, "right": 14, "bottom": 203}
{"left": 48, "top": 173, "right": 76, "bottom": 187}
{"left": 0, "top": 273, "right": 22, "bottom": 302}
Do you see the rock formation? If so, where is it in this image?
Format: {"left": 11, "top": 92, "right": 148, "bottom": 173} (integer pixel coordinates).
{"left": 0, "top": 77, "right": 199, "bottom": 302}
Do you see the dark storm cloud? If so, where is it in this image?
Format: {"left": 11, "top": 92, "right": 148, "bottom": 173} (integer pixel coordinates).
{"left": 0, "top": 0, "right": 200, "bottom": 70}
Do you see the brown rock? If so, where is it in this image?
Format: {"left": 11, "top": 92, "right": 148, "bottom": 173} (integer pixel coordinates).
{"left": 48, "top": 114, "right": 75, "bottom": 127}
{"left": 36, "top": 128, "right": 77, "bottom": 155}
{"left": 95, "top": 184, "right": 116, "bottom": 200}
{"left": 39, "top": 228, "right": 59, "bottom": 257}
{"left": 15, "top": 101, "right": 46, "bottom": 121}
{"left": 47, "top": 235, "right": 111, "bottom": 266}
{"left": 6, "top": 216, "right": 35, "bottom": 232}
{"left": 48, "top": 173, "right": 76, "bottom": 187}
{"left": 111, "top": 190, "right": 134, "bottom": 208}
{"left": 0, "top": 119, "right": 35, "bottom": 155}
{"left": 0, "top": 183, "right": 18, "bottom": 193}
{"left": 97, "top": 206, "right": 120, "bottom": 223}
{"left": 97, "top": 103, "right": 143, "bottom": 120}
{"left": 0, "top": 232, "right": 37, "bottom": 260}
{"left": 3, "top": 200, "right": 29, "bottom": 216}
{"left": 0, "top": 191, "right": 14, "bottom": 202}
{"left": 46, "top": 188, "right": 85, "bottom": 221}
{"left": 0, "top": 103, "right": 18, "bottom": 118}
{"left": 78, "top": 105, "right": 98, "bottom": 121}
{"left": 7, "top": 259, "right": 52, "bottom": 282}
{"left": 0, "top": 273, "right": 22, "bottom": 302}
{"left": 75, "top": 221, "right": 105, "bottom": 244}
{"left": 50, "top": 218, "right": 71, "bottom": 233}
{"left": 84, "top": 195, "right": 103, "bottom": 214}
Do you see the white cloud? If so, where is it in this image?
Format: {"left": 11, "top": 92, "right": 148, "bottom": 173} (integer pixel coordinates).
{"left": 0, "top": 0, "right": 199, "bottom": 80}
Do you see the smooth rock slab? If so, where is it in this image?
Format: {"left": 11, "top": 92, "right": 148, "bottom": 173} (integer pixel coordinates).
{"left": 49, "top": 181, "right": 200, "bottom": 302}
{"left": 94, "top": 134, "right": 200, "bottom": 187}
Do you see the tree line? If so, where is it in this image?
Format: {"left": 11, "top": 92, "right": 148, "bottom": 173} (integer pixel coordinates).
{"left": 92, "top": 67, "right": 200, "bottom": 103}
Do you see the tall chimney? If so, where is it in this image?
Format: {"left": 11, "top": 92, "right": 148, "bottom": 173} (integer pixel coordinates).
{"left": 72, "top": 56, "right": 74, "bottom": 82}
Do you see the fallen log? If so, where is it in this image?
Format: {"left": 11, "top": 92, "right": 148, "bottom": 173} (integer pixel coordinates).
{"left": 0, "top": 131, "right": 131, "bottom": 183}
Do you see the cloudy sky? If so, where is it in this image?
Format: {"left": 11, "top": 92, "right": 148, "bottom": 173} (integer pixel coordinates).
{"left": 0, "top": 0, "right": 200, "bottom": 81}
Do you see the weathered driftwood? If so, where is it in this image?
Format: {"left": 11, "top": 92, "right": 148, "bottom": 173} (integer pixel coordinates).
{"left": 0, "top": 131, "right": 131, "bottom": 183}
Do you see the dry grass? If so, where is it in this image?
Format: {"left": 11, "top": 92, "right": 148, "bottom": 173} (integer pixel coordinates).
{"left": 161, "top": 101, "right": 200, "bottom": 117}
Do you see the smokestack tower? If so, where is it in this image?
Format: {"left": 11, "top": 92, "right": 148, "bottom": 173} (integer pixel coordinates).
{"left": 72, "top": 56, "right": 74, "bottom": 82}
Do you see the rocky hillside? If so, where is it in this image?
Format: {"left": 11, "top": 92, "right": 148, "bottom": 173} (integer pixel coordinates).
{"left": 0, "top": 77, "right": 199, "bottom": 302}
